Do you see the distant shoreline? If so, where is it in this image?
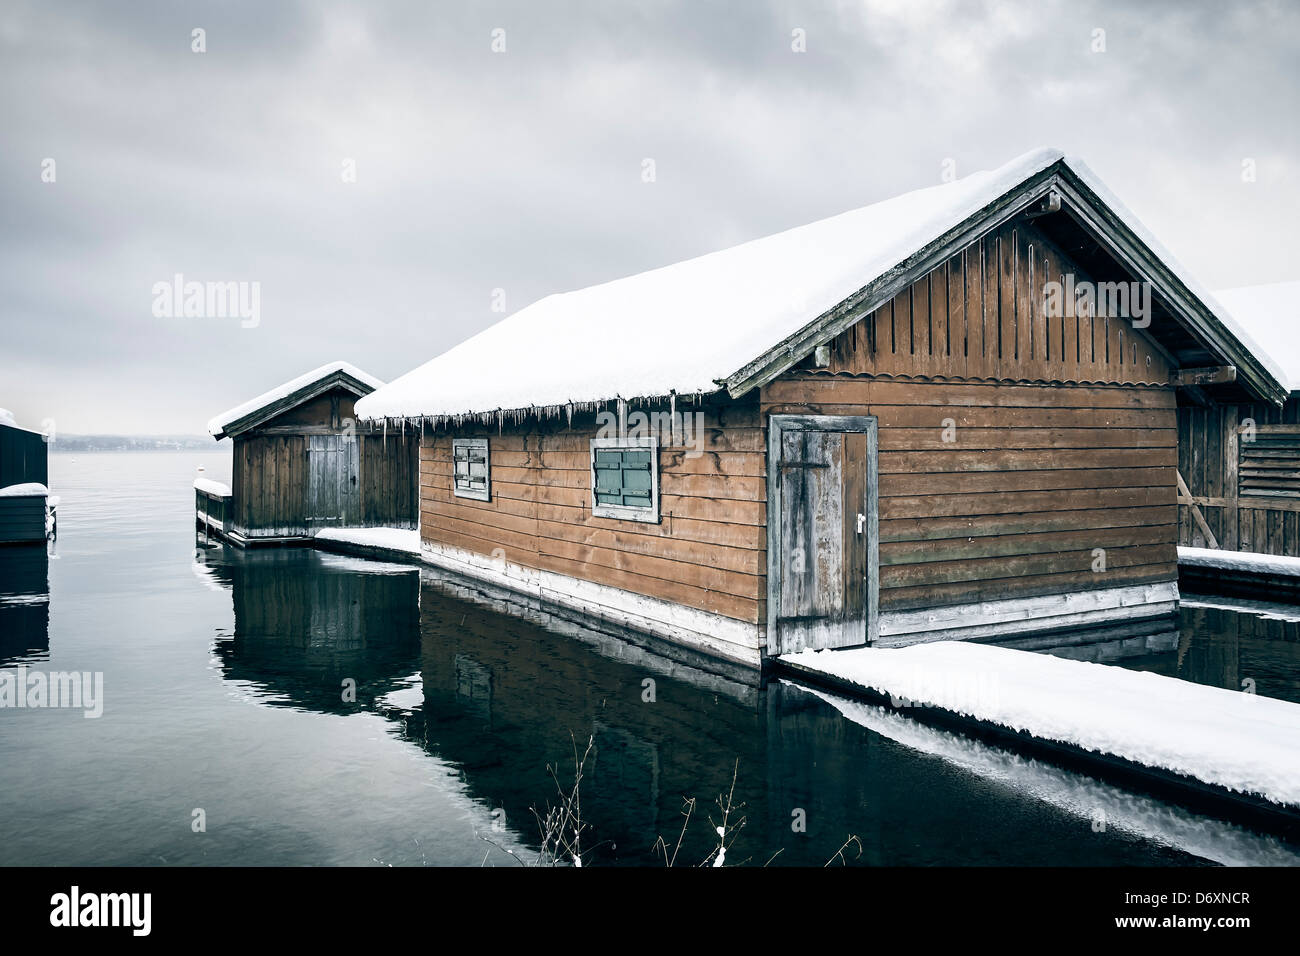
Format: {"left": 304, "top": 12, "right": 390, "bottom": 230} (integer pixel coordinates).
{"left": 50, "top": 440, "right": 225, "bottom": 453}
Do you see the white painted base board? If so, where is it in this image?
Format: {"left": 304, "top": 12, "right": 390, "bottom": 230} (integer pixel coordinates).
{"left": 876, "top": 581, "right": 1180, "bottom": 647}
{"left": 418, "top": 539, "right": 765, "bottom": 668}
{"left": 418, "top": 536, "right": 1179, "bottom": 664}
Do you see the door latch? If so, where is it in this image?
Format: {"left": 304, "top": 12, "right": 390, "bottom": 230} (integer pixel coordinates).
{"left": 856, "top": 513, "right": 866, "bottom": 534}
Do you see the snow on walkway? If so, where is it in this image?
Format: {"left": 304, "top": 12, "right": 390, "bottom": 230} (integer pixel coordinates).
{"left": 782, "top": 641, "right": 1300, "bottom": 808}
{"left": 792, "top": 683, "right": 1300, "bottom": 866}
{"left": 314, "top": 527, "right": 421, "bottom": 554}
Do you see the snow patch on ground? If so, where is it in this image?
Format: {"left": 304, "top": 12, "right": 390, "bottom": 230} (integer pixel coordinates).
{"left": 1179, "top": 545, "right": 1300, "bottom": 577}
{"left": 315, "top": 527, "right": 421, "bottom": 554}
{"left": 783, "top": 641, "right": 1300, "bottom": 808}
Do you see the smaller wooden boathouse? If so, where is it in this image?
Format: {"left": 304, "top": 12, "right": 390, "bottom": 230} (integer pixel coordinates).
{"left": 0, "top": 411, "right": 53, "bottom": 544}
{"left": 203, "top": 362, "right": 419, "bottom": 545}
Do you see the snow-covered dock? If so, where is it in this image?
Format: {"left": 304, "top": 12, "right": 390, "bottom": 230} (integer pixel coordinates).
{"left": 312, "top": 527, "right": 421, "bottom": 564}
{"left": 781, "top": 641, "right": 1300, "bottom": 821}
{"left": 1179, "top": 545, "right": 1300, "bottom": 601}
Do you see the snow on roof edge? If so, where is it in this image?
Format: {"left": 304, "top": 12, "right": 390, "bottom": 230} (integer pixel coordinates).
{"left": 207, "top": 361, "right": 385, "bottom": 438}
{"left": 1062, "top": 155, "right": 1290, "bottom": 397}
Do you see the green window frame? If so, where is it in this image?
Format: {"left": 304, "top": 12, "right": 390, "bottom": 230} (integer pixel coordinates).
{"left": 590, "top": 436, "right": 659, "bottom": 523}
{"left": 452, "top": 437, "right": 490, "bottom": 501}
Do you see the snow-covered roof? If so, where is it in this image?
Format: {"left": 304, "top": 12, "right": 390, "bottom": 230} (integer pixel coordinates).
{"left": 1211, "top": 281, "right": 1300, "bottom": 392}
{"left": 207, "top": 361, "right": 384, "bottom": 439}
{"left": 193, "top": 477, "right": 233, "bottom": 497}
{"left": 357, "top": 147, "right": 1287, "bottom": 420}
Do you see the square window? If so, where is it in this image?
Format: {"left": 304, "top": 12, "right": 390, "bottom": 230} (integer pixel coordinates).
{"left": 452, "top": 437, "right": 490, "bottom": 501}
{"left": 591, "top": 436, "right": 658, "bottom": 522}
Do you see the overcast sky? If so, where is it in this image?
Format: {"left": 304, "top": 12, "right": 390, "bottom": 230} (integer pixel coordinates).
{"left": 3, "top": 0, "right": 1297, "bottom": 434}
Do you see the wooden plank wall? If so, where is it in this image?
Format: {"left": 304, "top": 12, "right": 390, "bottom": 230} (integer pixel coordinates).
{"left": 232, "top": 434, "right": 309, "bottom": 536}
{"left": 0, "top": 423, "right": 48, "bottom": 488}
{"left": 822, "top": 220, "right": 1172, "bottom": 387}
{"left": 762, "top": 378, "right": 1179, "bottom": 612}
{"left": 361, "top": 432, "right": 419, "bottom": 528}
{"left": 1178, "top": 395, "right": 1300, "bottom": 556}
{"left": 418, "top": 401, "right": 767, "bottom": 625}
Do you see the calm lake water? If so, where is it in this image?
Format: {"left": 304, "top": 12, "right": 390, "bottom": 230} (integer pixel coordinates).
{"left": 1, "top": 451, "right": 1297, "bottom": 866}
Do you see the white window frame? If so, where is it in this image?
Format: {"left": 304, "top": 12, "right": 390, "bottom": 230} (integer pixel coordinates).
{"left": 452, "top": 437, "right": 491, "bottom": 501}
{"left": 590, "top": 435, "right": 659, "bottom": 523}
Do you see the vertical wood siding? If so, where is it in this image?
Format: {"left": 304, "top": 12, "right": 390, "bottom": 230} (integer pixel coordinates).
{"left": 821, "top": 220, "right": 1173, "bottom": 387}
{"left": 1178, "top": 395, "right": 1300, "bottom": 556}
{"left": 361, "top": 433, "right": 419, "bottom": 528}
{"left": 233, "top": 434, "right": 310, "bottom": 536}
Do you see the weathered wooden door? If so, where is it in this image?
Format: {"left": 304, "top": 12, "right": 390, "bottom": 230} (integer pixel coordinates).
{"left": 768, "top": 415, "right": 877, "bottom": 655}
{"left": 308, "top": 435, "right": 360, "bottom": 529}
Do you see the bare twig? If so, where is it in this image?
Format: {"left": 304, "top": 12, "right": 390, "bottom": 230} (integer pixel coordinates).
{"left": 651, "top": 796, "right": 696, "bottom": 867}
{"left": 824, "top": 835, "right": 863, "bottom": 867}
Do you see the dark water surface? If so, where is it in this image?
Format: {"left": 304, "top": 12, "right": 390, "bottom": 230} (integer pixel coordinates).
{"left": 1, "top": 452, "right": 1296, "bottom": 866}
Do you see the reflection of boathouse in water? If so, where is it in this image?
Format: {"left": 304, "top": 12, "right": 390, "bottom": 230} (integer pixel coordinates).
{"left": 0, "top": 542, "right": 50, "bottom": 664}
{"left": 199, "top": 546, "right": 422, "bottom": 713}
{"left": 193, "top": 541, "right": 1300, "bottom": 864}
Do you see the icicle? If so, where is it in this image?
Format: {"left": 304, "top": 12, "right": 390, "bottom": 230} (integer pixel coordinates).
{"left": 669, "top": 392, "right": 678, "bottom": 447}
{"left": 617, "top": 398, "right": 627, "bottom": 440}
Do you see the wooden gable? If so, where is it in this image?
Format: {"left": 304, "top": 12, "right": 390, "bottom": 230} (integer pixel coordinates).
{"left": 814, "top": 219, "right": 1173, "bottom": 386}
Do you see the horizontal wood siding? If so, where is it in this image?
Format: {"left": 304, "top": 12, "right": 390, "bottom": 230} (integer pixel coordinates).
{"left": 0, "top": 496, "right": 46, "bottom": 543}
{"left": 762, "top": 377, "right": 1178, "bottom": 612}
{"left": 419, "top": 401, "right": 766, "bottom": 625}
{"left": 1178, "top": 395, "right": 1300, "bottom": 556}
{"left": 817, "top": 220, "right": 1173, "bottom": 387}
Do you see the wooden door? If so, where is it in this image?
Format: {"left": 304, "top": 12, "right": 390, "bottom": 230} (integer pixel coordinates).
{"left": 768, "top": 415, "right": 877, "bottom": 655}
{"left": 307, "top": 435, "right": 344, "bottom": 529}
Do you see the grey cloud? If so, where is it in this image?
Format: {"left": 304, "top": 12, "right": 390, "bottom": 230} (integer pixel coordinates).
{"left": 0, "top": 0, "right": 1297, "bottom": 432}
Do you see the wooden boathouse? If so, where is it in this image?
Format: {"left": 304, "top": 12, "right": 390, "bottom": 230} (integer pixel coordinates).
{"left": 355, "top": 149, "right": 1286, "bottom": 668}
{"left": 203, "top": 362, "right": 419, "bottom": 545}
{"left": 0, "top": 412, "right": 52, "bottom": 545}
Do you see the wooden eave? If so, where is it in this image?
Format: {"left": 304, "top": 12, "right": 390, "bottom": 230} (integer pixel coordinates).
{"left": 212, "top": 371, "right": 376, "bottom": 441}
